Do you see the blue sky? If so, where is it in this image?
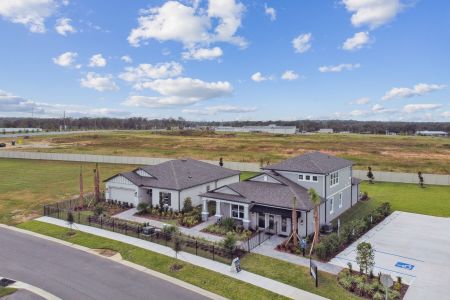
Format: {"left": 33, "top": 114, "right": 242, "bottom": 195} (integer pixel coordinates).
{"left": 0, "top": 0, "right": 449, "bottom": 121}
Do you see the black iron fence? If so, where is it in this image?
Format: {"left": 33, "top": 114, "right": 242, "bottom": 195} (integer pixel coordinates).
{"left": 239, "top": 227, "right": 272, "bottom": 252}
{"left": 43, "top": 204, "right": 244, "bottom": 264}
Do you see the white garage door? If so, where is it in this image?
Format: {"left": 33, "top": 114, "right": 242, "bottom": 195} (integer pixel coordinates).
{"left": 109, "top": 187, "right": 136, "bottom": 206}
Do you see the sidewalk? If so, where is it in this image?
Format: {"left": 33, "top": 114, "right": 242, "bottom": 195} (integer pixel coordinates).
{"left": 253, "top": 236, "right": 343, "bottom": 275}
{"left": 36, "top": 216, "right": 326, "bottom": 300}
{"left": 113, "top": 209, "right": 224, "bottom": 243}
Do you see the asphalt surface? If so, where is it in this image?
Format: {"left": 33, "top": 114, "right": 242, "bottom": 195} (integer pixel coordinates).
{"left": 0, "top": 227, "right": 210, "bottom": 300}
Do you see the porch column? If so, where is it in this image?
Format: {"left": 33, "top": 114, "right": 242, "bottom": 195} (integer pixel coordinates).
{"left": 215, "top": 200, "right": 222, "bottom": 222}
{"left": 201, "top": 198, "right": 209, "bottom": 221}
{"left": 243, "top": 204, "right": 250, "bottom": 229}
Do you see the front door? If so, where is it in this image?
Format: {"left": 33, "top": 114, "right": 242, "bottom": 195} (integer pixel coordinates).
{"left": 268, "top": 214, "right": 276, "bottom": 234}
{"left": 258, "top": 213, "right": 265, "bottom": 228}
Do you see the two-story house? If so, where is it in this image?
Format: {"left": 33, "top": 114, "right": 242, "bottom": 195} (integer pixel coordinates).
{"left": 200, "top": 152, "right": 360, "bottom": 236}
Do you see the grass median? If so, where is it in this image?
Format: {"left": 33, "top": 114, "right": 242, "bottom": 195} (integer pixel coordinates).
{"left": 0, "top": 287, "right": 17, "bottom": 297}
{"left": 17, "top": 220, "right": 287, "bottom": 300}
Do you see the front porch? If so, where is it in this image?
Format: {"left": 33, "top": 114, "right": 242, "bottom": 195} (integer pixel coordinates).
{"left": 201, "top": 198, "right": 251, "bottom": 229}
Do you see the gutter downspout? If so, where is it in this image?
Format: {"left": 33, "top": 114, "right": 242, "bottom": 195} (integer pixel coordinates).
{"left": 324, "top": 174, "right": 327, "bottom": 224}
{"left": 305, "top": 210, "right": 308, "bottom": 237}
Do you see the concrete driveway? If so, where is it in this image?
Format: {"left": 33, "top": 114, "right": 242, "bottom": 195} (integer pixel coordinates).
{"left": 0, "top": 227, "right": 210, "bottom": 300}
{"left": 330, "top": 211, "right": 450, "bottom": 300}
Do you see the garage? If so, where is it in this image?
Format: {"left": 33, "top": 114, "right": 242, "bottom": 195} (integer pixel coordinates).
{"left": 108, "top": 186, "right": 136, "bottom": 206}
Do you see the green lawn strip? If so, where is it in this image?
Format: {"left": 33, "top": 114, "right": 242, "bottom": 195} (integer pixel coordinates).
{"left": 17, "top": 221, "right": 287, "bottom": 300}
{"left": 0, "top": 287, "right": 17, "bottom": 297}
{"left": 240, "top": 171, "right": 260, "bottom": 181}
{"left": 240, "top": 253, "right": 361, "bottom": 300}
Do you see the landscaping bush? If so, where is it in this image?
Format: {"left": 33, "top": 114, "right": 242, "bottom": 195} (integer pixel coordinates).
{"left": 137, "top": 203, "right": 148, "bottom": 214}
{"left": 183, "top": 197, "right": 193, "bottom": 213}
{"left": 221, "top": 217, "right": 235, "bottom": 232}
{"left": 222, "top": 232, "right": 237, "bottom": 251}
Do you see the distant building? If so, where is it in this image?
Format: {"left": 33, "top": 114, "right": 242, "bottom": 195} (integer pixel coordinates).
{"left": 318, "top": 128, "right": 334, "bottom": 134}
{"left": 415, "top": 130, "right": 448, "bottom": 137}
{"left": 215, "top": 124, "right": 297, "bottom": 135}
{"left": 0, "top": 128, "right": 42, "bottom": 134}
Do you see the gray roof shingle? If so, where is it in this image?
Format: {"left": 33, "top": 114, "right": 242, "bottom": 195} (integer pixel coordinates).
{"left": 263, "top": 151, "right": 353, "bottom": 174}
{"left": 108, "top": 159, "right": 239, "bottom": 190}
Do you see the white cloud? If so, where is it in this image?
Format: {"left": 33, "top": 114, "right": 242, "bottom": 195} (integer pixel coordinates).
{"left": 0, "top": 89, "right": 129, "bottom": 118}
{"left": 121, "top": 55, "right": 133, "bottom": 63}
{"left": 264, "top": 3, "right": 276, "bottom": 21}
{"left": 371, "top": 103, "right": 397, "bottom": 113}
{"left": 292, "top": 33, "right": 312, "bottom": 53}
{"left": 123, "top": 77, "right": 233, "bottom": 108}
{"left": 0, "top": 0, "right": 59, "bottom": 33}
{"left": 251, "top": 72, "right": 272, "bottom": 82}
{"left": 349, "top": 109, "right": 369, "bottom": 117}
{"left": 182, "top": 104, "right": 257, "bottom": 115}
{"left": 342, "top": 0, "right": 404, "bottom": 29}
{"left": 281, "top": 70, "right": 299, "bottom": 81}
{"left": 182, "top": 47, "right": 223, "bottom": 60}
{"left": 55, "top": 17, "right": 76, "bottom": 36}
{"left": 80, "top": 72, "right": 118, "bottom": 91}
{"left": 119, "top": 62, "right": 183, "bottom": 87}
{"left": 342, "top": 31, "right": 371, "bottom": 51}
{"left": 382, "top": 83, "right": 446, "bottom": 100}
{"left": 319, "top": 63, "right": 360, "bottom": 73}
{"left": 402, "top": 103, "right": 442, "bottom": 113}
{"left": 52, "top": 51, "right": 78, "bottom": 67}
{"left": 88, "top": 54, "right": 107, "bottom": 68}
{"left": 128, "top": 0, "right": 246, "bottom": 49}
{"left": 352, "top": 97, "right": 370, "bottom": 105}
{"left": 441, "top": 111, "right": 450, "bottom": 118}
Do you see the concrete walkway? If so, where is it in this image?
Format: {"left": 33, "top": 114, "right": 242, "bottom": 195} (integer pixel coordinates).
{"left": 112, "top": 209, "right": 224, "bottom": 243}
{"left": 36, "top": 216, "right": 326, "bottom": 300}
{"left": 253, "top": 236, "right": 343, "bottom": 275}
{"left": 0, "top": 276, "right": 60, "bottom": 300}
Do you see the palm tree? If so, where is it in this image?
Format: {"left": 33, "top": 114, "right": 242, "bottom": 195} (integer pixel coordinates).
{"left": 285, "top": 197, "right": 299, "bottom": 247}
{"left": 308, "top": 188, "right": 321, "bottom": 256}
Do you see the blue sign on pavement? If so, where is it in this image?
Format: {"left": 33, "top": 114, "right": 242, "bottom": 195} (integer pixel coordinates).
{"left": 395, "top": 261, "right": 415, "bottom": 270}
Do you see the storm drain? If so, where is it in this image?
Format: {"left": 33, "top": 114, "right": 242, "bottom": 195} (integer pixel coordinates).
{"left": 0, "top": 277, "right": 16, "bottom": 287}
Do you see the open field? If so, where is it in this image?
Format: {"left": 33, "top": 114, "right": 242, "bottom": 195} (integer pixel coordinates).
{"left": 0, "top": 158, "right": 133, "bottom": 225}
{"left": 335, "top": 181, "right": 450, "bottom": 226}
{"left": 1, "top": 130, "right": 449, "bottom": 173}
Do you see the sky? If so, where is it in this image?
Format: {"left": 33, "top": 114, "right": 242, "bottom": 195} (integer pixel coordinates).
{"left": 0, "top": 0, "right": 449, "bottom": 122}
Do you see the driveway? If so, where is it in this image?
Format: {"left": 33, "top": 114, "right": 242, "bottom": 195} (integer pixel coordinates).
{"left": 330, "top": 211, "right": 450, "bottom": 300}
{"left": 0, "top": 227, "right": 210, "bottom": 300}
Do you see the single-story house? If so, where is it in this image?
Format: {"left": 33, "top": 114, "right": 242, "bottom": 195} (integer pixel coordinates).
{"left": 200, "top": 152, "right": 360, "bottom": 237}
{"left": 104, "top": 159, "right": 240, "bottom": 210}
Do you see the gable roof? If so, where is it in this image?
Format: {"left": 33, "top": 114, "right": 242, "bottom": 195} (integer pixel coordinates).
{"left": 201, "top": 170, "right": 325, "bottom": 211}
{"left": 263, "top": 151, "right": 353, "bottom": 174}
{"left": 106, "top": 159, "right": 239, "bottom": 191}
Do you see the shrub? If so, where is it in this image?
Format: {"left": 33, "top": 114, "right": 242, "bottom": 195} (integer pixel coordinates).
{"left": 222, "top": 232, "right": 237, "bottom": 251}
{"left": 163, "top": 225, "right": 179, "bottom": 235}
{"left": 338, "top": 274, "right": 353, "bottom": 290}
{"left": 388, "top": 289, "right": 401, "bottom": 300}
{"left": 183, "top": 197, "right": 193, "bottom": 213}
{"left": 137, "top": 202, "right": 148, "bottom": 214}
{"left": 220, "top": 217, "right": 235, "bottom": 232}
{"left": 373, "top": 291, "right": 384, "bottom": 300}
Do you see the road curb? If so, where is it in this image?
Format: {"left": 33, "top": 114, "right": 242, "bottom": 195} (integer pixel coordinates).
{"left": 0, "top": 277, "right": 61, "bottom": 300}
{"left": 0, "top": 224, "right": 227, "bottom": 300}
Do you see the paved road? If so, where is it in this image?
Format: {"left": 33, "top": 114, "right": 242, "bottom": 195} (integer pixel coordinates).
{"left": 0, "top": 227, "right": 210, "bottom": 300}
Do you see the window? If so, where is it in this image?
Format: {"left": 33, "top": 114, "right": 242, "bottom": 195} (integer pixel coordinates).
{"left": 299, "top": 173, "right": 319, "bottom": 182}
{"left": 298, "top": 174, "right": 304, "bottom": 180}
{"left": 329, "top": 198, "right": 334, "bottom": 214}
{"left": 281, "top": 217, "right": 287, "bottom": 232}
{"left": 312, "top": 176, "right": 318, "bottom": 182}
{"left": 258, "top": 213, "right": 265, "bottom": 228}
{"left": 159, "top": 192, "right": 171, "bottom": 206}
{"left": 305, "top": 175, "right": 311, "bottom": 181}
{"left": 206, "top": 185, "right": 210, "bottom": 192}
{"left": 339, "top": 193, "right": 343, "bottom": 208}
{"left": 263, "top": 175, "right": 268, "bottom": 181}
{"left": 330, "top": 171, "right": 339, "bottom": 187}
{"left": 231, "top": 204, "right": 245, "bottom": 219}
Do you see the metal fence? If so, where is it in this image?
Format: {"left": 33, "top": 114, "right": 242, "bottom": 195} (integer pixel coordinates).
{"left": 239, "top": 228, "right": 272, "bottom": 252}
{"left": 43, "top": 202, "right": 244, "bottom": 264}
{"left": 1, "top": 150, "right": 448, "bottom": 184}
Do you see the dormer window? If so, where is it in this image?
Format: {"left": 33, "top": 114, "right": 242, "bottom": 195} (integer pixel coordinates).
{"left": 312, "top": 176, "right": 318, "bottom": 182}
{"left": 305, "top": 175, "right": 310, "bottom": 181}
{"left": 298, "top": 174, "right": 304, "bottom": 180}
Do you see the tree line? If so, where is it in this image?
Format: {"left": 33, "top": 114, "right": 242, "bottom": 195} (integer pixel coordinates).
{"left": 0, "top": 117, "right": 448, "bottom": 134}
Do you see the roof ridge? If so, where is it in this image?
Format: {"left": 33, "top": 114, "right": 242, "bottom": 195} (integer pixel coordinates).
{"left": 170, "top": 160, "right": 180, "bottom": 190}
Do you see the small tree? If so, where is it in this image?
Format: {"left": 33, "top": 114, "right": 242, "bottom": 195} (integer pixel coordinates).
{"left": 418, "top": 171, "right": 424, "bottom": 188}
{"left": 308, "top": 188, "right": 321, "bottom": 256}
{"left": 94, "top": 205, "right": 105, "bottom": 216}
{"left": 67, "top": 210, "right": 74, "bottom": 231}
{"left": 367, "top": 167, "right": 375, "bottom": 184}
{"left": 219, "top": 157, "right": 224, "bottom": 167}
{"left": 183, "top": 197, "right": 193, "bottom": 213}
{"left": 173, "top": 236, "right": 182, "bottom": 259}
{"left": 356, "top": 242, "right": 375, "bottom": 276}
{"left": 137, "top": 202, "right": 148, "bottom": 214}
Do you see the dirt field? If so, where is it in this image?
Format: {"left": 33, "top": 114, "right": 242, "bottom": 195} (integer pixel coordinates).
{"left": 1, "top": 130, "right": 449, "bottom": 173}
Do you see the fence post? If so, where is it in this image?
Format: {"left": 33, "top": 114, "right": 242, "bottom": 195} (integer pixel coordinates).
{"left": 78, "top": 211, "right": 80, "bottom": 223}
{"left": 247, "top": 237, "right": 250, "bottom": 252}
{"left": 112, "top": 220, "right": 114, "bottom": 232}
{"left": 57, "top": 207, "right": 60, "bottom": 219}
{"left": 213, "top": 245, "right": 215, "bottom": 261}
{"left": 88, "top": 216, "right": 91, "bottom": 226}
{"left": 195, "top": 240, "right": 198, "bottom": 256}
{"left": 100, "top": 217, "right": 103, "bottom": 229}
{"left": 258, "top": 231, "right": 261, "bottom": 245}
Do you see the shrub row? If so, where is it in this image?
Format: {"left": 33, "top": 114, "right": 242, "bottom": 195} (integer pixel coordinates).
{"left": 316, "top": 202, "right": 391, "bottom": 260}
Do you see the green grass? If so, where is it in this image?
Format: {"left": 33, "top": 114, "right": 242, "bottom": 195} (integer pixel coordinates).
{"left": 0, "top": 158, "right": 134, "bottom": 225}
{"left": 0, "top": 287, "right": 17, "bottom": 297}
{"left": 240, "top": 254, "right": 361, "bottom": 300}
{"left": 240, "top": 171, "right": 259, "bottom": 181}
{"left": 17, "top": 221, "right": 286, "bottom": 300}
{"left": 4, "top": 130, "right": 449, "bottom": 173}
{"left": 336, "top": 181, "right": 450, "bottom": 225}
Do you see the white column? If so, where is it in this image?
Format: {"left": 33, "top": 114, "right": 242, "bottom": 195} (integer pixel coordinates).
{"left": 243, "top": 204, "right": 250, "bottom": 229}
{"left": 215, "top": 200, "right": 222, "bottom": 222}
{"left": 201, "top": 198, "right": 209, "bottom": 221}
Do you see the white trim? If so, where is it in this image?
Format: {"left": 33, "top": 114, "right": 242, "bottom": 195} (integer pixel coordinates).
{"left": 327, "top": 185, "right": 351, "bottom": 199}
{"left": 230, "top": 204, "right": 245, "bottom": 220}
{"left": 338, "top": 193, "right": 343, "bottom": 208}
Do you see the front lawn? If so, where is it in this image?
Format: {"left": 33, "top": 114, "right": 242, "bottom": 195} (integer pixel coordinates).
{"left": 17, "top": 221, "right": 286, "bottom": 300}
{"left": 240, "top": 253, "right": 362, "bottom": 300}
{"left": 337, "top": 181, "right": 450, "bottom": 226}
{"left": 0, "top": 287, "right": 17, "bottom": 297}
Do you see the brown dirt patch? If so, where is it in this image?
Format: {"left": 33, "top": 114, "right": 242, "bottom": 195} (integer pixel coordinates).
{"left": 93, "top": 248, "right": 118, "bottom": 257}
